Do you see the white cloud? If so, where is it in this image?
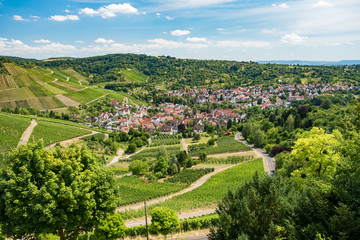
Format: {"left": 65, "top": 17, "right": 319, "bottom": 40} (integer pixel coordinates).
{"left": 186, "top": 37, "right": 208, "bottom": 43}
{"left": 154, "top": 0, "right": 236, "bottom": 10}
{"left": 49, "top": 15, "right": 80, "bottom": 21}
{"left": 281, "top": 33, "right": 309, "bottom": 44}
{"left": 30, "top": 15, "right": 39, "bottom": 19}
{"left": 313, "top": 1, "right": 333, "bottom": 7}
{"left": 75, "top": 40, "right": 85, "bottom": 43}
{"left": 79, "top": 3, "right": 138, "bottom": 18}
{"left": 217, "top": 28, "right": 224, "bottom": 31}
{"left": 147, "top": 38, "right": 208, "bottom": 49}
{"left": 272, "top": 3, "right": 290, "bottom": 8}
{"left": 34, "top": 39, "right": 51, "bottom": 43}
{"left": 94, "top": 38, "right": 114, "bottom": 44}
{"left": 156, "top": 13, "right": 161, "bottom": 16}
{"left": 0, "top": 38, "right": 76, "bottom": 57}
{"left": 165, "top": 16, "right": 174, "bottom": 20}
{"left": 64, "top": 9, "right": 71, "bottom": 13}
{"left": 13, "top": 15, "right": 28, "bottom": 21}
{"left": 215, "top": 40, "right": 270, "bottom": 48}
{"left": 170, "top": 30, "right": 191, "bottom": 36}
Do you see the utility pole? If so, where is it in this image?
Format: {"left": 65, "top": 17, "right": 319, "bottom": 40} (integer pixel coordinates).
{"left": 145, "top": 200, "right": 149, "bottom": 240}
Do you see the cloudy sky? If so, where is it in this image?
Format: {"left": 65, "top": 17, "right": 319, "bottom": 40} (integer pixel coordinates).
{"left": 0, "top": 0, "right": 359, "bottom": 61}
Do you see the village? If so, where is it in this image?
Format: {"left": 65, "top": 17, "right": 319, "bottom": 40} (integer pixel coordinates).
{"left": 86, "top": 82, "right": 355, "bottom": 133}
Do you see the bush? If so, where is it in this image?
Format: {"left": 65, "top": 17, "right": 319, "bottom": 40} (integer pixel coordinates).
{"left": 129, "top": 160, "right": 148, "bottom": 175}
{"left": 271, "top": 146, "right": 291, "bottom": 156}
{"left": 125, "top": 143, "right": 137, "bottom": 154}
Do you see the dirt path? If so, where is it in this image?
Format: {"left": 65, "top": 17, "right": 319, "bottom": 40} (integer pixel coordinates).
{"left": 45, "top": 131, "right": 98, "bottom": 149}
{"left": 86, "top": 93, "right": 110, "bottom": 105}
{"left": 107, "top": 148, "right": 125, "bottom": 166}
{"left": 117, "top": 163, "right": 241, "bottom": 213}
{"left": 55, "top": 94, "right": 80, "bottom": 107}
{"left": 66, "top": 77, "right": 69, "bottom": 81}
{"left": 235, "top": 132, "right": 276, "bottom": 175}
{"left": 181, "top": 138, "right": 188, "bottom": 152}
{"left": 18, "top": 119, "right": 38, "bottom": 147}
{"left": 202, "top": 150, "right": 256, "bottom": 159}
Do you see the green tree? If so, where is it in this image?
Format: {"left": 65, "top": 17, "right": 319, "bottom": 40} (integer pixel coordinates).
{"left": 154, "top": 156, "right": 168, "bottom": 178}
{"left": 253, "top": 129, "right": 265, "bottom": 147}
{"left": 125, "top": 143, "right": 137, "bottom": 153}
{"left": 285, "top": 114, "right": 295, "bottom": 132}
{"left": 150, "top": 207, "right": 180, "bottom": 239}
{"left": 129, "top": 160, "right": 148, "bottom": 175}
{"left": 193, "top": 133, "right": 201, "bottom": 141}
{"left": 94, "top": 213, "right": 126, "bottom": 240}
{"left": 0, "top": 142, "right": 118, "bottom": 240}
{"left": 227, "top": 119, "right": 233, "bottom": 129}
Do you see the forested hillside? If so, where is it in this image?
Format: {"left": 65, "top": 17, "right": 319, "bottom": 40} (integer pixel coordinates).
{"left": 8, "top": 54, "right": 360, "bottom": 90}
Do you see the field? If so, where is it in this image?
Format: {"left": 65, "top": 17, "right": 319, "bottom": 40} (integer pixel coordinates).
{"left": 130, "top": 145, "right": 181, "bottom": 160}
{"left": 29, "top": 121, "right": 91, "bottom": 146}
{"left": 0, "top": 63, "right": 80, "bottom": 109}
{"left": 120, "top": 69, "right": 148, "bottom": 82}
{"left": 64, "top": 87, "right": 107, "bottom": 104}
{"left": 120, "top": 158, "right": 264, "bottom": 220}
{"left": 188, "top": 136, "right": 251, "bottom": 157}
{"left": 0, "top": 114, "right": 30, "bottom": 165}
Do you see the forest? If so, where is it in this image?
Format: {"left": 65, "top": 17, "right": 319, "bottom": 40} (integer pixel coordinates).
{"left": 7, "top": 54, "right": 360, "bottom": 90}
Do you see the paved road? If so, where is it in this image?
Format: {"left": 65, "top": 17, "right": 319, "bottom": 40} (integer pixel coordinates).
{"left": 235, "top": 132, "right": 276, "bottom": 175}
{"left": 18, "top": 119, "right": 38, "bottom": 146}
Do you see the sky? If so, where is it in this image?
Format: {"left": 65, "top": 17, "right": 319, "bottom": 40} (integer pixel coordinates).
{"left": 0, "top": 0, "right": 359, "bottom": 61}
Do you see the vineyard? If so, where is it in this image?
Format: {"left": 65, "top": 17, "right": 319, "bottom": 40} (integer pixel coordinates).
{"left": 120, "top": 158, "right": 264, "bottom": 220}
{"left": 116, "top": 176, "right": 185, "bottom": 206}
{"left": 30, "top": 121, "right": 91, "bottom": 146}
{"left": 130, "top": 145, "right": 181, "bottom": 159}
{"left": 165, "top": 168, "right": 214, "bottom": 185}
{"left": 188, "top": 136, "right": 251, "bottom": 157}
{"left": 149, "top": 134, "right": 181, "bottom": 147}
{"left": 0, "top": 114, "right": 30, "bottom": 165}
{"left": 206, "top": 155, "right": 254, "bottom": 164}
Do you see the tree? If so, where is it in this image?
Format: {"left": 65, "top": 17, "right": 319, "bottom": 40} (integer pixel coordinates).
{"left": 253, "top": 129, "right": 265, "bottom": 147}
{"left": 129, "top": 160, "right": 148, "bottom": 175}
{"left": 125, "top": 143, "right": 137, "bottom": 153}
{"left": 227, "top": 119, "right": 233, "bottom": 129}
{"left": 150, "top": 207, "right": 180, "bottom": 239}
{"left": 0, "top": 142, "right": 118, "bottom": 240}
{"left": 94, "top": 213, "right": 126, "bottom": 240}
{"left": 154, "top": 156, "right": 168, "bottom": 178}
{"left": 193, "top": 133, "right": 201, "bottom": 141}
{"left": 178, "top": 123, "right": 186, "bottom": 133}
{"left": 285, "top": 114, "right": 295, "bottom": 132}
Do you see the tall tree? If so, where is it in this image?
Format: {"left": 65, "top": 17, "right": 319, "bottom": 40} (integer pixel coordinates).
{"left": 0, "top": 142, "right": 118, "bottom": 240}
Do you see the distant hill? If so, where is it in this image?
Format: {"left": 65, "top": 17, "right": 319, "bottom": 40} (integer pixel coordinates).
{"left": 257, "top": 60, "right": 360, "bottom": 66}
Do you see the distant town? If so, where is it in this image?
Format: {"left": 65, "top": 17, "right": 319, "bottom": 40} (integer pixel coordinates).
{"left": 83, "top": 83, "right": 356, "bottom": 133}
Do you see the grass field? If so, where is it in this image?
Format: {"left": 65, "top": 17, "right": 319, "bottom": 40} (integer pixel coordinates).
{"left": 29, "top": 121, "right": 91, "bottom": 146}
{"left": 0, "top": 114, "right": 30, "bottom": 165}
{"left": 120, "top": 69, "right": 148, "bottom": 82}
{"left": 121, "top": 158, "right": 264, "bottom": 220}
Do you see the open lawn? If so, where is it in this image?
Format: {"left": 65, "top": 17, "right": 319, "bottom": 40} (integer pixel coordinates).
{"left": 29, "top": 120, "right": 91, "bottom": 146}
{"left": 120, "top": 158, "right": 264, "bottom": 220}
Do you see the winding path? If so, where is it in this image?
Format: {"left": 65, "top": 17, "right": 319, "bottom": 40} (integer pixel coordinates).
{"left": 235, "top": 132, "right": 276, "bottom": 175}
{"left": 44, "top": 130, "right": 98, "bottom": 149}
{"left": 85, "top": 93, "right": 110, "bottom": 105}
{"left": 18, "top": 119, "right": 38, "bottom": 147}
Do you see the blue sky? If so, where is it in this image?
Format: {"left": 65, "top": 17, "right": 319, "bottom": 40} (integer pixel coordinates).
{"left": 0, "top": 0, "right": 359, "bottom": 61}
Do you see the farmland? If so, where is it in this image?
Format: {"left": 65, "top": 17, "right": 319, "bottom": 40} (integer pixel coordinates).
{"left": 64, "top": 87, "right": 107, "bottom": 104}
{"left": 29, "top": 121, "right": 91, "bottom": 146}
{"left": 0, "top": 114, "right": 30, "bottom": 166}
{"left": 120, "top": 158, "right": 264, "bottom": 220}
